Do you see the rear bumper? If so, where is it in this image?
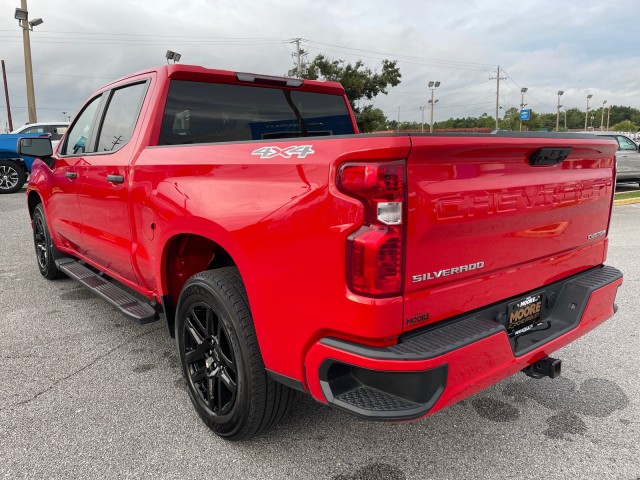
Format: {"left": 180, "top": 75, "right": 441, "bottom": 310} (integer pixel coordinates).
{"left": 304, "top": 265, "right": 623, "bottom": 420}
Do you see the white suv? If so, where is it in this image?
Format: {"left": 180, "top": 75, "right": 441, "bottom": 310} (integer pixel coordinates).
{"left": 11, "top": 122, "right": 69, "bottom": 147}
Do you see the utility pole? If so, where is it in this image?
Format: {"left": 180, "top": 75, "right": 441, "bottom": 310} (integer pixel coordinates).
{"left": 295, "top": 38, "right": 301, "bottom": 77}
{"left": 288, "top": 38, "right": 307, "bottom": 77}
{"left": 1, "top": 60, "right": 13, "bottom": 131}
{"left": 606, "top": 105, "right": 611, "bottom": 131}
{"left": 420, "top": 106, "right": 425, "bottom": 133}
{"left": 489, "top": 66, "right": 506, "bottom": 130}
{"left": 16, "top": 0, "right": 39, "bottom": 123}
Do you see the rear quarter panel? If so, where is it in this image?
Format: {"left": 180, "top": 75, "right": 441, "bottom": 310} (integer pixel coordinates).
{"left": 132, "top": 135, "right": 412, "bottom": 380}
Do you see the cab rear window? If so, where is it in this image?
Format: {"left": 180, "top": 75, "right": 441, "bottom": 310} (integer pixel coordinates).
{"left": 159, "top": 80, "right": 354, "bottom": 145}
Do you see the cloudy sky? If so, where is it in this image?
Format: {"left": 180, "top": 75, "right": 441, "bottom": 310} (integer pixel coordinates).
{"left": 1, "top": 0, "right": 638, "bottom": 130}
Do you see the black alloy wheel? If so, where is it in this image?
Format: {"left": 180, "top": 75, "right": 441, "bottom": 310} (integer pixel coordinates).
{"left": 176, "top": 268, "right": 294, "bottom": 440}
{"left": 183, "top": 302, "right": 238, "bottom": 416}
{"left": 32, "top": 204, "right": 64, "bottom": 279}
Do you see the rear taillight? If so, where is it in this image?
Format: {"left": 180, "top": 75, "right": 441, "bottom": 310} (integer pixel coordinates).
{"left": 337, "top": 161, "right": 406, "bottom": 297}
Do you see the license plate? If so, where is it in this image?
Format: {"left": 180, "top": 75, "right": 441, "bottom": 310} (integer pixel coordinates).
{"left": 506, "top": 292, "right": 544, "bottom": 334}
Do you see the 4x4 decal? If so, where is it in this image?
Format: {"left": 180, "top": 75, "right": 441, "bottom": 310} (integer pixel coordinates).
{"left": 251, "top": 145, "right": 315, "bottom": 159}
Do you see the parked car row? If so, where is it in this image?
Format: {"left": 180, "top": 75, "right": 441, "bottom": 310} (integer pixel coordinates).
{"left": 0, "top": 122, "right": 69, "bottom": 193}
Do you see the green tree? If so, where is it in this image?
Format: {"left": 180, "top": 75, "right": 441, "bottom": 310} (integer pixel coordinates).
{"left": 564, "top": 108, "right": 585, "bottom": 130}
{"left": 356, "top": 105, "right": 388, "bottom": 133}
{"left": 499, "top": 107, "right": 519, "bottom": 130}
{"left": 303, "top": 54, "right": 401, "bottom": 122}
{"left": 610, "top": 120, "right": 638, "bottom": 132}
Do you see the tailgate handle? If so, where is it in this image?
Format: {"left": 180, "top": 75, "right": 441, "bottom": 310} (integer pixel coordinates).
{"left": 529, "top": 147, "right": 572, "bottom": 166}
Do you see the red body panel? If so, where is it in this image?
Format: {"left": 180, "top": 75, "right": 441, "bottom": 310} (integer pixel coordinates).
{"left": 26, "top": 64, "right": 622, "bottom": 421}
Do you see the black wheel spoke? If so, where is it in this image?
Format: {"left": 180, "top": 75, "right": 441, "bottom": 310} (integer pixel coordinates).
{"left": 207, "top": 376, "right": 217, "bottom": 409}
{"left": 218, "top": 349, "right": 236, "bottom": 375}
{"left": 219, "top": 368, "right": 237, "bottom": 394}
{"left": 190, "top": 366, "right": 207, "bottom": 384}
{"left": 190, "top": 308, "right": 207, "bottom": 337}
{"left": 185, "top": 314, "right": 206, "bottom": 345}
{"left": 205, "top": 308, "right": 216, "bottom": 338}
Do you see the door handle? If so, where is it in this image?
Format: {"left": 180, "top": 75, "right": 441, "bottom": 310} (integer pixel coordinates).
{"left": 106, "top": 174, "right": 125, "bottom": 184}
{"left": 65, "top": 171, "right": 77, "bottom": 179}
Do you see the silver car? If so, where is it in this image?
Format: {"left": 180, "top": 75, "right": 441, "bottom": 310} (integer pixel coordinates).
{"left": 590, "top": 132, "right": 640, "bottom": 187}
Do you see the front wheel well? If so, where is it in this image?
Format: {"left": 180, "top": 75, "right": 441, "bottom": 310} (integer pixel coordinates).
{"left": 163, "top": 233, "right": 236, "bottom": 336}
{"left": 27, "top": 190, "right": 42, "bottom": 218}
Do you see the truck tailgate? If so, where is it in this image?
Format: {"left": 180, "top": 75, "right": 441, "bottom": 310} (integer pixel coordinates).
{"left": 403, "top": 134, "right": 618, "bottom": 332}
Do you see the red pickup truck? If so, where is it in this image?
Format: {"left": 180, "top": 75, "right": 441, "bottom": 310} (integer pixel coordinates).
{"left": 22, "top": 65, "right": 623, "bottom": 440}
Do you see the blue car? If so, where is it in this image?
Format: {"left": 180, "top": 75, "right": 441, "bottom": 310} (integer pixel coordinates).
{"left": 0, "top": 132, "right": 51, "bottom": 193}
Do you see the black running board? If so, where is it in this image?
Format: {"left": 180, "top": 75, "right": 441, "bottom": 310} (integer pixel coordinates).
{"left": 55, "top": 258, "right": 159, "bottom": 324}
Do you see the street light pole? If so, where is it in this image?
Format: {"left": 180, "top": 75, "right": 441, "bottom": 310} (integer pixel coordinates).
{"left": 600, "top": 100, "right": 607, "bottom": 131}
{"left": 556, "top": 90, "right": 564, "bottom": 131}
{"left": 606, "top": 105, "right": 611, "bottom": 131}
{"left": 15, "top": 1, "right": 42, "bottom": 123}
{"left": 519, "top": 87, "right": 528, "bottom": 131}
{"left": 428, "top": 99, "right": 439, "bottom": 132}
{"left": 584, "top": 94, "right": 593, "bottom": 131}
{"left": 428, "top": 81, "right": 440, "bottom": 133}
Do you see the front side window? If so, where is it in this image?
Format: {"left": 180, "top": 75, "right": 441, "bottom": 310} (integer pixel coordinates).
{"left": 159, "top": 80, "right": 354, "bottom": 145}
{"left": 61, "top": 96, "right": 102, "bottom": 155}
{"left": 97, "top": 82, "right": 147, "bottom": 152}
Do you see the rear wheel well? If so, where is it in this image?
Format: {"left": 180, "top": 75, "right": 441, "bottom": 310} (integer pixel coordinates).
{"left": 163, "top": 234, "right": 236, "bottom": 336}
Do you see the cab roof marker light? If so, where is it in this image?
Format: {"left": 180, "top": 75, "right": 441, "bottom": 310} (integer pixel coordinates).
{"left": 235, "top": 72, "right": 304, "bottom": 87}
{"left": 236, "top": 73, "right": 255, "bottom": 82}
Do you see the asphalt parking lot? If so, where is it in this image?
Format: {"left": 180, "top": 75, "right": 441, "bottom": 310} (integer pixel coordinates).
{"left": 1, "top": 189, "right": 639, "bottom": 480}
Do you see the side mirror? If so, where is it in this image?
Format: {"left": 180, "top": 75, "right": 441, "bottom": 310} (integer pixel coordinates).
{"left": 17, "top": 136, "right": 53, "bottom": 158}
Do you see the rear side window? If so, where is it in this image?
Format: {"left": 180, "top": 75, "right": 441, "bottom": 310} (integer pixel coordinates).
{"left": 617, "top": 135, "right": 637, "bottom": 151}
{"left": 159, "top": 80, "right": 354, "bottom": 145}
{"left": 21, "top": 126, "right": 46, "bottom": 134}
{"left": 97, "top": 82, "right": 148, "bottom": 152}
{"left": 50, "top": 125, "right": 68, "bottom": 141}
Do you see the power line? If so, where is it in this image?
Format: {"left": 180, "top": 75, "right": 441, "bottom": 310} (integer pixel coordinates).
{"left": 5, "top": 70, "right": 115, "bottom": 80}
{"left": 0, "top": 30, "right": 282, "bottom": 40}
{"left": 310, "top": 41, "right": 496, "bottom": 70}
{"left": 307, "top": 45, "right": 491, "bottom": 72}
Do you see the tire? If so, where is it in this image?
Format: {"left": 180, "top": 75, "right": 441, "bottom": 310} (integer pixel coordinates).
{"left": 176, "top": 267, "right": 294, "bottom": 440}
{"left": 0, "top": 160, "right": 26, "bottom": 194}
{"left": 32, "top": 204, "right": 64, "bottom": 280}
